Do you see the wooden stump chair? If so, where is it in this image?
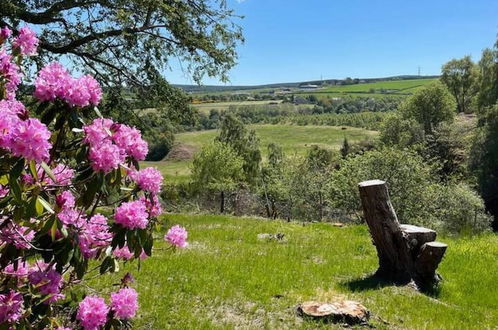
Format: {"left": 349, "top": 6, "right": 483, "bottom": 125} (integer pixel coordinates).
{"left": 358, "top": 180, "right": 447, "bottom": 289}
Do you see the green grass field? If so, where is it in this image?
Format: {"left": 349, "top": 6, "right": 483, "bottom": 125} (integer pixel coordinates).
{"left": 142, "top": 125, "right": 377, "bottom": 183}
{"left": 191, "top": 100, "right": 284, "bottom": 113}
{"left": 91, "top": 214, "right": 498, "bottom": 329}
{"left": 176, "top": 124, "right": 377, "bottom": 157}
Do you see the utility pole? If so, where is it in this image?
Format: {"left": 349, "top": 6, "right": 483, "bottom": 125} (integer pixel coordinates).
{"left": 417, "top": 66, "right": 421, "bottom": 76}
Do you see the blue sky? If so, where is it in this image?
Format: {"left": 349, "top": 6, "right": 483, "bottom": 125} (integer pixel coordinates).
{"left": 167, "top": 0, "right": 498, "bottom": 86}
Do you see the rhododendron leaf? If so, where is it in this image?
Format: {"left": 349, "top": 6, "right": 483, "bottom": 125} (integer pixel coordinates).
{"left": 40, "top": 215, "right": 56, "bottom": 235}
{"left": 38, "top": 196, "right": 55, "bottom": 214}
{"left": 29, "top": 161, "right": 38, "bottom": 181}
{"left": 0, "top": 174, "right": 7, "bottom": 185}
{"left": 9, "top": 174, "right": 22, "bottom": 203}
{"left": 50, "top": 218, "right": 58, "bottom": 241}
{"left": 93, "top": 106, "right": 103, "bottom": 118}
{"left": 81, "top": 175, "right": 103, "bottom": 208}
{"left": 71, "top": 127, "right": 84, "bottom": 133}
{"left": 35, "top": 198, "right": 44, "bottom": 216}
{"left": 40, "top": 162, "right": 57, "bottom": 183}
{"left": 100, "top": 256, "right": 113, "bottom": 274}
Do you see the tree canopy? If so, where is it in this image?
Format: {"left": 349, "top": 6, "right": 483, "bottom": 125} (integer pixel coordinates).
{"left": 441, "top": 56, "right": 478, "bottom": 113}
{"left": 1, "top": 0, "right": 244, "bottom": 86}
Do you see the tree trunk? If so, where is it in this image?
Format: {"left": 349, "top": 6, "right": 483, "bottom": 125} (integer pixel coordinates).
{"left": 358, "top": 180, "right": 447, "bottom": 289}
{"left": 220, "top": 191, "right": 225, "bottom": 214}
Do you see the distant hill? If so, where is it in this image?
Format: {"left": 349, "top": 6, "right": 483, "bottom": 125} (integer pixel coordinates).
{"left": 173, "top": 75, "right": 439, "bottom": 93}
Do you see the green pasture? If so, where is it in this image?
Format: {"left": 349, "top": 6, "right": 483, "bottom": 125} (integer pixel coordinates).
{"left": 91, "top": 214, "right": 498, "bottom": 329}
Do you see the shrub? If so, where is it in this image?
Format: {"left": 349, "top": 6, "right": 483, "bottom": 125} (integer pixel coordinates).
{"left": 0, "top": 27, "right": 186, "bottom": 328}
{"left": 329, "top": 148, "right": 434, "bottom": 224}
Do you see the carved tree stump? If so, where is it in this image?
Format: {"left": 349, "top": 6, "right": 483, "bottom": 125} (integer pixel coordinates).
{"left": 358, "top": 180, "right": 447, "bottom": 289}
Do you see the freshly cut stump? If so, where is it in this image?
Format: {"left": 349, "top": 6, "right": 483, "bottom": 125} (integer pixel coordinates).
{"left": 297, "top": 300, "right": 370, "bottom": 325}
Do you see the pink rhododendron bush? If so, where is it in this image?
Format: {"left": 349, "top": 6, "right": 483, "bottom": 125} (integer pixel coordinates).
{"left": 0, "top": 26, "right": 188, "bottom": 329}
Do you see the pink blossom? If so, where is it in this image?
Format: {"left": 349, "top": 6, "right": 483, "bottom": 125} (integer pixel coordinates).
{"left": 113, "top": 246, "right": 134, "bottom": 260}
{"left": 130, "top": 167, "right": 163, "bottom": 194}
{"left": 113, "top": 246, "right": 148, "bottom": 260}
{"left": 56, "top": 191, "right": 75, "bottom": 209}
{"left": 140, "top": 194, "right": 162, "bottom": 218}
{"left": 79, "top": 214, "right": 113, "bottom": 258}
{"left": 77, "top": 296, "right": 109, "bottom": 330}
{"left": 164, "top": 225, "right": 188, "bottom": 248}
{"left": 110, "top": 288, "right": 138, "bottom": 319}
{"left": 113, "top": 125, "right": 148, "bottom": 160}
{"left": 33, "top": 62, "right": 72, "bottom": 102}
{"left": 28, "top": 266, "right": 64, "bottom": 304}
{"left": 8, "top": 118, "right": 52, "bottom": 163}
{"left": 0, "top": 27, "right": 12, "bottom": 41}
{"left": 83, "top": 118, "right": 114, "bottom": 146}
{"left": 114, "top": 200, "right": 149, "bottom": 229}
{"left": 23, "top": 163, "right": 74, "bottom": 186}
{"left": 0, "top": 184, "right": 8, "bottom": 198}
{"left": 12, "top": 26, "right": 38, "bottom": 56}
{"left": 88, "top": 141, "right": 125, "bottom": 173}
{"left": 0, "top": 222, "right": 35, "bottom": 249}
{"left": 0, "top": 290, "right": 24, "bottom": 324}
{"left": 0, "top": 48, "right": 21, "bottom": 97}
{"left": 3, "top": 261, "right": 29, "bottom": 278}
{"left": 0, "top": 99, "right": 26, "bottom": 116}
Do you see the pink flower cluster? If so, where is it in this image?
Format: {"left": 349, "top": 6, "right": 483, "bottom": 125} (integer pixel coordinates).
{"left": 83, "top": 118, "right": 148, "bottom": 173}
{"left": 114, "top": 200, "right": 149, "bottom": 229}
{"left": 0, "top": 221, "right": 35, "bottom": 250}
{"left": 140, "top": 194, "right": 162, "bottom": 218}
{"left": 110, "top": 288, "right": 138, "bottom": 319}
{"left": 12, "top": 26, "right": 38, "bottom": 56}
{"left": 28, "top": 264, "right": 64, "bottom": 303}
{"left": 34, "top": 62, "right": 102, "bottom": 107}
{"left": 0, "top": 27, "right": 11, "bottom": 41}
{"left": 130, "top": 167, "right": 163, "bottom": 194}
{"left": 113, "top": 246, "right": 148, "bottom": 261}
{"left": 76, "top": 296, "right": 109, "bottom": 330}
{"left": 0, "top": 290, "right": 24, "bottom": 324}
{"left": 0, "top": 98, "right": 52, "bottom": 163}
{"left": 164, "top": 225, "right": 188, "bottom": 248}
{"left": 0, "top": 48, "right": 21, "bottom": 98}
{"left": 77, "top": 287, "right": 139, "bottom": 329}
{"left": 56, "top": 191, "right": 81, "bottom": 226}
{"left": 8, "top": 118, "right": 52, "bottom": 163}
{"left": 78, "top": 214, "right": 113, "bottom": 258}
{"left": 3, "top": 261, "right": 30, "bottom": 278}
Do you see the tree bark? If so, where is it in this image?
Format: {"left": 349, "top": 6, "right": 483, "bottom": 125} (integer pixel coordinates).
{"left": 220, "top": 191, "right": 225, "bottom": 214}
{"left": 358, "top": 180, "right": 447, "bottom": 289}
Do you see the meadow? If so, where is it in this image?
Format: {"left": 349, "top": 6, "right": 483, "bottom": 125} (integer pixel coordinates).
{"left": 143, "top": 124, "right": 377, "bottom": 182}
{"left": 191, "top": 100, "right": 284, "bottom": 113}
{"left": 92, "top": 214, "right": 498, "bottom": 329}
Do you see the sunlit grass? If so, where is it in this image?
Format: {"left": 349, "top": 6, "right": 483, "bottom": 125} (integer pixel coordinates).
{"left": 91, "top": 214, "right": 498, "bottom": 329}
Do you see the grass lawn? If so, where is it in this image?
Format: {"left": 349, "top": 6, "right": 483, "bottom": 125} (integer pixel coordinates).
{"left": 141, "top": 160, "right": 191, "bottom": 184}
{"left": 313, "top": 78, "right": 436, "bottom": 94}
{"left": 92, "top": 214, "right": 498, "bottom": 329}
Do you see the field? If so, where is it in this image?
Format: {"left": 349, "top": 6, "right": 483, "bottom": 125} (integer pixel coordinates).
{"left": 142, "top": 124, "right": 378, "bottom": 182}
{"left": 191, "top": 100, "right": 284, "bottom": 113}
{"left": 93, "top": 214, "right": 498, "bottom": 329}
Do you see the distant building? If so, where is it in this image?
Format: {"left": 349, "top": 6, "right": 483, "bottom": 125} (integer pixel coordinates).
{"left": 299, "top": 84, "right": 319, "bottom": 90}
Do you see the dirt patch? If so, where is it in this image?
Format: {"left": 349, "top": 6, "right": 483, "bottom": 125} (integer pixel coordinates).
{"left": 165, "top": 143, "right": 197, "bottom": 161}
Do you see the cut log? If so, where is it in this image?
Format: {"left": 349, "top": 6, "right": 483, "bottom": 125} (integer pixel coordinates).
{"left": 297, "top": 300, "right": 370, "bottom": 325}
{"left": 415, "top": 242, "right": 448, "bottom": 285}
{"left": 400, "top": 224, "right": 437, "bottom": 255}
{"left": 358, "top": 180, "right": 413, "bottom": 282}
{"left": 357, "top": 180, "right": 448, "bottom": 289}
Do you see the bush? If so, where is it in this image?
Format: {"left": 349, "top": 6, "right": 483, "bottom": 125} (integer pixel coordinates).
{"left": 0, "top": 27, "right": 186, "bottom": 328}
{"left": 145, "top": 131, "right": 175, "bottom": 161}
{"left": 425, "top": 184, "right": 491, "bottom": 234}
{"left": 330, "top": 148, "right": 433, "bottom": 224}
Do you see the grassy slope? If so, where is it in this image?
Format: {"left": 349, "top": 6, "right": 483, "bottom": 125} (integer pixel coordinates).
{"left": 176, "top": 124, "right": 377, "bottom": 157}
{"left": 142, "top": 125, "right": 377, "bottom": 183}
{"left": 93, "top": 214, "right": 498, "bottom": 329}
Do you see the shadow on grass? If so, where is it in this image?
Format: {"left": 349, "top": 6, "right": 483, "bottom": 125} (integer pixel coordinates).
{"left": 342, "top": 273, "right": 442, "bottom": 298}
{"left": 342, "top": 273, "right": 393, "bottom": 292}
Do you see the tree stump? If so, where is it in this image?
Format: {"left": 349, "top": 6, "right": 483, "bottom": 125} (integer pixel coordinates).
{"left": 297, "top": 300, "right": 370, "bottom": 325}
{"left": 358, "top": 180, "right": 447, "bottom": 289}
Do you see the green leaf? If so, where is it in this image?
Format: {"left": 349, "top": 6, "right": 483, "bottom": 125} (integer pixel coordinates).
{"left": 40, "top": 162, "right": 57, "bottom": 183}
{"left": 29, "top": 161, "right": 39, "bottom": 181}
{"left": 50, "top": 218, "right": 58, "bottom": 241}
{"left": 38, "top": 196, "right": 55, "bottom": 214}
